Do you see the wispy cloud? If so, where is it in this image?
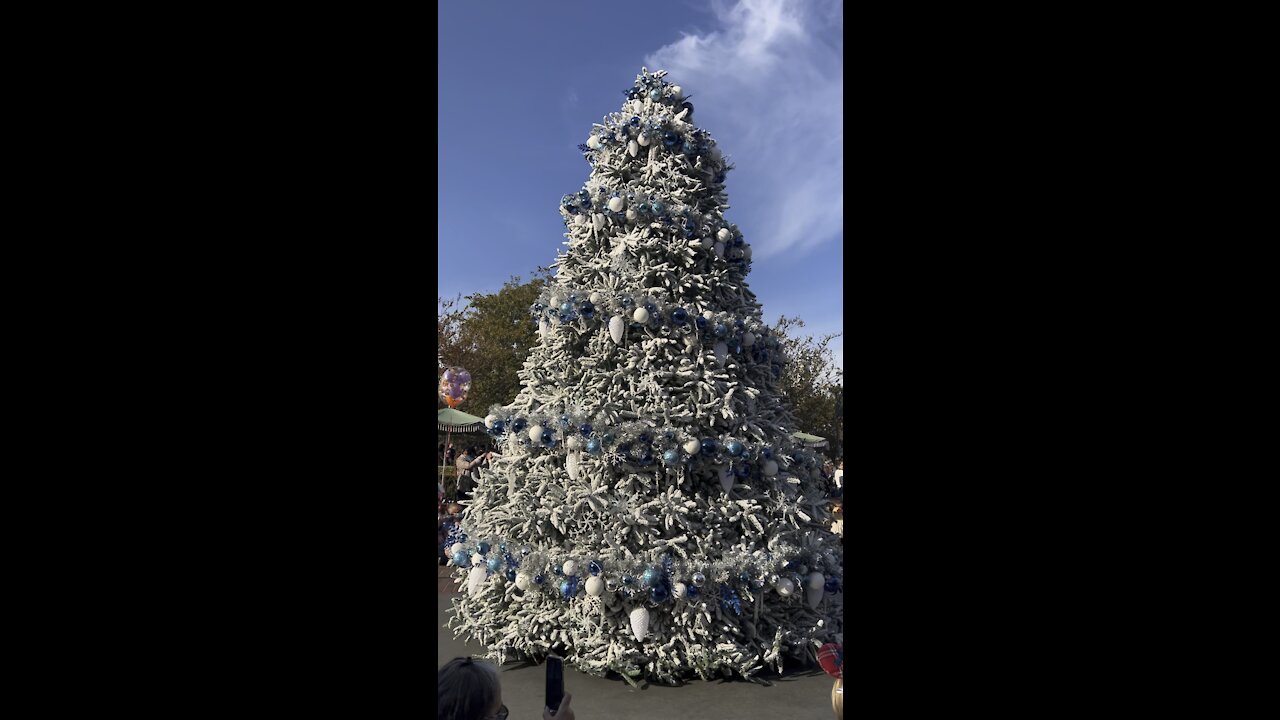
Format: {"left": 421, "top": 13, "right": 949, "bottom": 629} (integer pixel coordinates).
{"left": 645, "top": 0, "right": 842, "bottom": 259}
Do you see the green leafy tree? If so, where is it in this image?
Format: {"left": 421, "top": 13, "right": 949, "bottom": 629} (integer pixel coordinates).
{"left": 773, "top": 316, "right": 843, "bottom": 459}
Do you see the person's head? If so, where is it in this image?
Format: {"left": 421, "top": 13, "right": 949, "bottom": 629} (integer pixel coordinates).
{"left": 438, "top": 657, "right": 505, "bottom": 720}
{"left": 447, "top": 503, "right": 463, "bottom": 517}
{"left": 466, "top": 446, "right": 478, "bottom": 456}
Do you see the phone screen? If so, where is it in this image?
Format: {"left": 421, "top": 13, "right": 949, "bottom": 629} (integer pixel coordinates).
{"left": 545, "top": 655, "right": 564, "bottom": 715}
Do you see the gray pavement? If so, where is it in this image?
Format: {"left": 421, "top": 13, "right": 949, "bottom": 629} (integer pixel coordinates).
{"left": 439, "top": 593, "right": 837, "bottom": 720}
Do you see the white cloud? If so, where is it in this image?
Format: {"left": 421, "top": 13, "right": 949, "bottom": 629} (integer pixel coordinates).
{"left": 645, "top": 0, "right": 843, "bottom": 259}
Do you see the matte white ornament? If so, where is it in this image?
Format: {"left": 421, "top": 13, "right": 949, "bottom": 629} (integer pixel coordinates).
{"left": 717, "top": 228, "right": 731, "bottom": 242}
{"left": 671, "top": 85, "right": 682, "bottom": 96}
{"left": 626, "top": 209, "right": 638, "bottom": 222}
{"left": 713, "top": 341, "right": 728, "bottom": 367}
{"left": 471, "top": 553, "right": 484, "bottom": 566}
{"left": 776, "top": 578, "right": 796, "bottom": 596}
{"left": 703, "top": 311, "right": 714, "bottom": 319}
{"left": 637, "top": 132, "right": 650, "bottom": 146}
{"left": 743, "top": 245, "right": 752, "bottom": 260}
{"left": 608, "top": 196, "right": 624, "bottom": 212}
{"left": 627, "top": 99, "right": 642, "bottom": 113}
{"left": 593, "top": 213, "right": 605, "bottom": 230}
{"left": 632, "top": 307, "right": 649, "bottom": 323}
{"left": 529, "top": 425, "right": 545, "bottom": 443}
{"left": 538, "top": 319, "right": 549, "bottom": 340}
{"left": 683, "top": 439, "right": 701, "bottom": 455}
{"left": 563, "top": 560, "right": 578, "bottom": 576}
{"left": 629, "top": 607, "right": 650, "bottom": 641}
{"left": 566, "top": 451, "right": 580, "bottom": 481}
{"left": 699, "top": 235, "right": 714, "bottom": 249}
{"left": 484, "top": 414, "right": 498, "bottom": 429}
{"left": 450, "top": 543, "right": 465, "bottom": 556}
{"left": 713, "top": 242, "right": 724, "bottom": 260}
{"left": 515, "top": 572, "right": 532, "bottom": 591}
{"left": 806, "top": 584, "right": 823, "bottom": 609}
{"left": 585, "top": 576, "right": 604, "bottom": 596}
{"left": 672, "top": 582, "right": 688, "bottom": 599}
{"left": 587, "top": 135, "right": 601, "bottom": 149}
{"left": 719, "top": 466, "right": 733, "bottom": 492}
{"left": 609, "top": 315, "right": 625, "bottom": 344}
{"left": 566, "top": 435, "right": 583, "bottom": 451}
{"left": 628, "top": 140, "right": 639, "bottom": 157}
{"left": 549, "top": 295, "right": 562, "bottom": 307}
{"left": 589, "top": 292, "right": 603, "bottom": 304}
{"left": 763, "top": 459, "right": 779, "bottom": 477}
{"left": 742, "top": 332, "right": 756, "bottom": 347}
{"left": 468, "top": 565, "right": 488, "bottom": 597}
{"left": 807, "top": 572, "right": 826, "bottom": 590}
{"left": 574, "top": 214, "right": 587, "bottom": 225}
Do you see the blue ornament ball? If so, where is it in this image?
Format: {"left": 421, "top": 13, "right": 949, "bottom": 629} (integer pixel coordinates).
{"left": 650, "top": 585, "right": 669, "bottom": 603}
{"left": 649, "top": 88, "right": 662, "bottom": 100}
{"left": 825, "top": 577, "right": 840, "bottom": 593}
{"left": 695, "top": 316, "right": 707, "bottom": 330}
{"left": 714, "top": 322, "right": 728, "bottom": 337}
{"left": 507, "top": 569, "right": 517, "bottom": 582}
{"left": 662, "top": 131, "right": 679, "bottom": 147}
{"left": 452, "top": 551, "right": 468, "bottom": 566}
{"left": 554, "top": 566, "right": 563, "bottom": 576}
{"left": 671, "top": 307, "right": 688, "bottom": 324}
{"left": 686, "top": 585, "right": 700, "bottom": 598}
{"left": 621, "top": 295, "right": 633, "bottom": 307}
{"left": 586, "top": 438, "right": 603, "bottom": 455}
{"left": 488, "top": 557, "right": 502, "bottom": 572}
{"left": 477, "top": 542, "right": 491, "bottom": 555}
{"left": 588, "top": 561, "right": 602, "bottom": 576}
{"left": 726, "top": 440, "right": 745, "bottom": 457}
{"left": 579, "top": 301, "right": 595, "bottom": 319}
{"left": 559, "top": 414, "right": 571, "bottom": 427}
{"left": 621, "top": 574, "right": 635, "bottom": 586}
{"left": 534, "top": 574, "right": 545, "bottom": 585}
{"left": 560, "top": 302, "right": 572, "bottom": 314}
{"left": 739, "top": 571, "right": 750, "bottom": 584}
{"left": 579, "top": 423, "right": 593, "bottom": 436}
{"left": 691, "top": 572, "right": 706, "bottom": 587}
{"left": 602, "top": 433, "right": 616, "bottom": 446}
{"left": 701, "top": 438, "right": 718, "bottom": 456}
{"left": 512, "top": 418, "right": 527, "bottom": 432}
{"left": 560, "top": 580, "right": 573, "bottom": 599}
{"left": 642, "top": 567, "right": 660, "bottom": 587}
{"left": 662, "top": 449, "right": 680, "bottom": 465}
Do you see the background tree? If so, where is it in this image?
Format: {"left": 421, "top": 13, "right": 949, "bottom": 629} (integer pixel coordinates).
{"left": 773, "top": 316, "right": 843, "bottom": 460}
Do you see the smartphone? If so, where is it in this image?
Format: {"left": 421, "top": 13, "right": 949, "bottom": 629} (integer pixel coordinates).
{"left": 545, "top": 655, "right": 564, "bottom": 715}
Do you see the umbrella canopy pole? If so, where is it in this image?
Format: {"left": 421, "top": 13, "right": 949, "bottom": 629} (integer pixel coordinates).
{"left": 441, "top": 427, "right": 451, "bottom": 497}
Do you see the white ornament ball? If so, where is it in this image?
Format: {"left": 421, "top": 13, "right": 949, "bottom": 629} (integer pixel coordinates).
{"left": 566, "top": 435, "right": 583, "bottom": 451}
{"left": 671, "top": 85, "right": 682, "bottom": 96}
{"left": 587, "top": 135, "right": 601, "bottom": 149}
{"left": 626, "top": 208, "right": 638, "bottom": 222}
{"left": 742, "top": 332, "right": 756, "bottom": 347}
{"left": 529, "top": 425, "right": 545, "bottom": 443}
{"left": 589, "top": 291, "right": 603, "bottom": 304}
{"left": 484, "top": 414, "right": 498, "bottom": 429}
{"left": 683, "top": 439, "right": 701, "bottom": 455}
{"left": 807, "top": 572, "right": 826, "bottom": 590}
{"left": 608, "top": 196, "right": 624, "bottom": 212}
{"left": 549, "top": 295, "right": 562, "bottom": 307}
{"left": 574, "top": 214, "right": 587, "bottom": 225}
{"left": 699, "top": 235, "right": 714, "bottom": 249}
{"left": 776, "top": 578, "right": 796, "bottom": 596}
{"left": 636, "top": 132, "right": 650, "bottom": 146}
{"left": 515, "top": 572, "right": 532, "bottom": 591}
{"left": 743, "top": 245, "right": 752, "bottom": 260}
{"left": 585, "top": 576, "right": 604, "bottom": 596}
{"left": 763, "top": 460, "right": 779, "bottom": 477}
{"left": 629, "top": 607, "right": 651, "bottom": 642}
{"left": 470, "top": 552, "right": 484, "bottom": 566}
{"left": 563, "top": 560, "right": 578, "bottom": 576}
{"left": 633, "top": 307, "right": 649, "bottom": 324}
{"left": 672, "top": 582, "right": 688, "bottom": 599}
{"left": 717, "top": 228, "right": 731, "bottom": 242}
{"left": 450, "top": 543, "right": 465, "bottom": 557}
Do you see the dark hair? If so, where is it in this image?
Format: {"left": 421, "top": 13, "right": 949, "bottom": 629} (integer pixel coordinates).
{"left": 466, "top": 446, "right": 478, "bottom": 455}
{"left": 438, "top": 656, "right": 500, "bottom": 720}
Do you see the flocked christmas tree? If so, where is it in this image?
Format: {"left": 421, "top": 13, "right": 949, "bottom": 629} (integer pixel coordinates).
{"left": 445, "top": 68, "right": 842, "bottom": 685}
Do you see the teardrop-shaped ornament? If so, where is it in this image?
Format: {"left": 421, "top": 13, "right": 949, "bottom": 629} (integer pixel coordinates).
{"left": 628, "top": 140, "right": 639, "bottom": 157}
{"left": 566, "top": 450, "right": 581, "bottom": 481}
{"left": 609, "top": 315, "right": 626, "bottom": 345}
{"left": 714, "top": 242, "right": 725, "bottom": 260}
{"left": 468, "top": 565, "right": 488, "bottom": 597}
{"left": 629, "top": 607, "right": 650, "bottom": 641}
{"left": 593, "top": 213, "right": 605, "bottom": 230}
{"left": 719, "top": 466, "right": 733, "bottom": 493}
{"left": 637, "top": 132, "right": 650, "bottom": 147}
{"left": 713, "top": 341, "right": 728, "bottom": 367}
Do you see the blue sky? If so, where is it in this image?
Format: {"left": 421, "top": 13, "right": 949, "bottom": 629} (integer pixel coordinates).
{"left": 438, "top": 0, "right": 843, "bottom": 370}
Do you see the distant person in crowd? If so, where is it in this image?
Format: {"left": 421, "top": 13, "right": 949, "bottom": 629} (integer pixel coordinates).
{"left": 446, "top": 444, "right": 458, "bottom": 466}
{"left": 821, "top": 460, "right": 835, "bottom": 481}
{"left": 834, "top": 459, "right": 844, "bottom": 489}
{"left": 439, "top": 502, "right": 464, "bottom": 565}
{"left": 456, "top": 447, "right": 491, "bottom": 502}
{"left": 438, "top": 656, "right": 574, "bottom": 720}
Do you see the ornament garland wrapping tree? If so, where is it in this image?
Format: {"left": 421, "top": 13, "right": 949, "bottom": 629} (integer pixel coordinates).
{"left": 445, "top": 68, "right": 842, "bottom": 685}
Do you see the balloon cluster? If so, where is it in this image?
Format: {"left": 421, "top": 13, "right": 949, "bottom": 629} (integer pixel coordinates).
{"left": 449, "top": 539, "right": 841, "bottom": 610}
{"left": 439, "top": 367, "right": 471, "bottom": 409}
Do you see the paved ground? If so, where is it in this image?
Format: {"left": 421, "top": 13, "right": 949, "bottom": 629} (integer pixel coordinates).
{"left": 438, "top": 570, "right": 838, "bottom": 720}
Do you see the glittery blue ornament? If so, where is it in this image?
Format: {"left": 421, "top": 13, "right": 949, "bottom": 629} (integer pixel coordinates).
{"left": 651, "top": 201, "right": 665, "bottom": 214}
{"left": 650, "top": 585, "right": 669, "bottom": 603}
{"left": 662, "top": 449, "right": 680, "bottom": 465}
{"left": 682, "top": 141, "right": 693, "bottom": 154}
{"left": 761, "top": 448, "right": 773, "bottom": 460}
{"left": 642, "top": 567, "right": 660, "bottom": 587}
{"left": 588, "top": 561, "right": 602, "bottom": 576}
{"left": 507, "top": 569, "right": 517, "bottom": 582}
{"left": 579, "top": 301, "right": 595, "bottom": 319}
{"left": 488, "top": 557, "right": 502, "bottom": 572}
{"left": 695, "top": 316, "right": 707, "bottom": 330}
{"left": 621, "top": 295, "right": 633, "bottom": 307}
{"left": 477, "top": 542, "right": 491, "bottom": 555}
{"left": 643, "top": 303, "right": 656, "bottom": 315}
{"left": 726, "top": 440, "right": 745, "bottom": 457}
{"left": 700, "top": 438, "right": 718, "bottom": 456}
{"left": 560, "top": 302, "right": 572, "bottom": 314}
{"left": 649, "top": 88, "right": 662, "bottom": 100}
{"left": 602, "top": 433, "right": 616, "bottom": 446}
{"left": 714, "top": 322, "right": 728, "bottom": 337}
{"left": 559, "top": 414, "right": 571, "bottom": 427}
{"left": 621, "top": 574, "right": 634, "bottom": 586}
{"left": 542, "top": 429, "right": 556, "bottom": 446}
{"left": 586, "top": 438, "right": 603, "bottom": 455}
{"left": 490, "top": 420, "right": 505, "bottom": 437}
{"left": 825, "top": 577, "right": 840, "bottom": 593}
{"left": 554, "top": 566, "right": 563, "bottom": 576}
{"left": 452, "top": 551, "right": 468, "bottom": 566}
{"left": 534, "top": 574, "right": 545, "bottom": 585}
{"left": 662, "top": 131, "right": 679, "bottom": 147}
{"left": 579, "top": 423, "right": 592, "bottom": 436}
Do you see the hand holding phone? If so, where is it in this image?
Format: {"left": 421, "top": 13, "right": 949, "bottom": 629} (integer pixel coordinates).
{"left": 545, "top": 655, "right": 564, "bottom": 716}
